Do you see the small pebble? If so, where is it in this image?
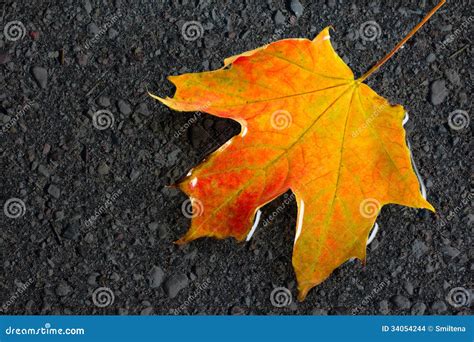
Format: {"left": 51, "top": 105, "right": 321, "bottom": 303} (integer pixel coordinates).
{"left": 108, "top": 28, "right": 119, "bottom": 39}
{"left": 392, "top": 295, "right": 411, "bottom": 310}
{"left": 97, "top": 96, "right": 111, "bottom": 107}
{"left": 379, "top": 300, "right": 390, "bottom": 314}
{"left": 55, "top": 210, "right": 65, "bottom": 220}
{"left": 426, "top": 53, "right": 436, "bottom": 63}
{"left": 230, "top": 306, "right": 246, "bottom": 315}
{"left": 140, "top": 307, "right": 154, "bottom": 315}
{"left": 290, "top": 0, "right": 304, "bottom": 18}
{"left": 87, "top": 22, "right": 99, "bottom": 35}
{"left": 274, "top": 11, "right": 285, "bottom": 25}
{"left": 42, "top": 143, "right": 51, "bottom": 155}
{"left": 431, "top": 300, "right": 447, "bottom": 313}
{"left": 130, "top": 169, "right": 140, "bottom": 181}
{"left": 77, "top": 54, "right": 88, "bottom": 66}
{"left": 430, "top": 80, "right": 448, "bottom": 106}
{"left": 403, "top": 281, "right": 414, "bottom": 296}
{"left": 411, "top": 302, "right": 426, "bottom": 315}
{"left": 0, "top": 52, "right": 11, "bottom": 65}
{"left": 55, "top": 282, "right": 72, "bottom": 296}
{"left": 84, "top": 232, "right": 94, "bottom": 244}
{"left": 444, "top": 69, "right": 461, "bottom": 86}
{"left": 87, "top": 273, "right": 99, "bottom": 286}
{"left": 84, "top": 0, "right": 92, "bottom": 14}
{"left": 38, "top": 164, "right": 51, "bottom": 177}
{"left": 148, "top": 222, "right": 158, "bottom": 231}
{"left": 311, "top": 309, "right": 328, "bottom": 315}
{"left": 412, "top": 239, "right": 429, "bottom": 259}
{"left": 118, "top": 308, "right": 129, "bottom": 315}
{"left": 136, "top": 102, "right": 150, "bottom": 116}
{"left": 117, "top": 100, "right": 132, "bottom": 115}
{"left": 157, "top": 225, "right": 168, "bottom": 239}
{"left": 97, "top": 162, "right": 110, "bottom": 175}
{"left": 441, "top": 245, "right": 460, "bottom": 258}
{"left": 32, "top": 66, "right": 48, "bottom": 89}
{"left": 148, "top": 266, "right": 165, "bottom": 288}
{"left": 62, "top": 222, "right": 80, "bottom": 240}
{"left": 47, "top": 184, "right": 60, "bottom": 198}
{"left": 164, "top": 274, "right": 189, "bottom": 298}
{"left": 133, "top": 274, "right": 144, "bottom": 281}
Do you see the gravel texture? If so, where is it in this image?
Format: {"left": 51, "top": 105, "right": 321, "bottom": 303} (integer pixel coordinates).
{"left": 0, "top": 0, "right": 472, "bottom": 315}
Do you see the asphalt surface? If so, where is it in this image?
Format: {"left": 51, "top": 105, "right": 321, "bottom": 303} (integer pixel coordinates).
{"left": 0, "top": 0, "right": 472, "bottom": 315}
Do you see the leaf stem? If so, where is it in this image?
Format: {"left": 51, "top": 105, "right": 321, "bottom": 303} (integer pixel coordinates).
{"left": 357, "top": 0, "right": 446, "bottom": 83}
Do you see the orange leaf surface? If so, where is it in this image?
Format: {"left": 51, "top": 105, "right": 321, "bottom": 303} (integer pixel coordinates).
{"left": 151, "top": 11, "right": 442, "bottom": 299}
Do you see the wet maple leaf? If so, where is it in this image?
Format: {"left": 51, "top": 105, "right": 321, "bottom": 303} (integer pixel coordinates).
{"left": 151, "top": 3, "right": 444, "bottom": 300}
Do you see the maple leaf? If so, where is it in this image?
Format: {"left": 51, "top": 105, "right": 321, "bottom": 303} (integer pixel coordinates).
{"left": 151, "top": 2, "right": 444, "bottom": 300}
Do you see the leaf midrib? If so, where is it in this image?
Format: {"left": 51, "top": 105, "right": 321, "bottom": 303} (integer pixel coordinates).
{"left": 192, "top": 82, "right": 357, "bottom": 236}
